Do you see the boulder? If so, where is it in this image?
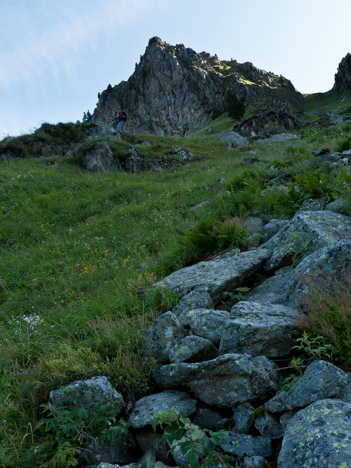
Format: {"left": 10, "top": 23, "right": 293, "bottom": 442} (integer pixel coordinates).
{"left": 135, "top": 430, "right": 173, "bottom": 465}
{"left": 128, "top": 391, "right": 196, "bottom": 429}
{"left": 243, "top": 267, "right": 294, "bottom": 304}
{"left": 264, "top": 391, "right": 288, "bottom": 413}
{"left": 153, "top": 248, "right": 271, "bottom": 304}
{"left": 232, "top": 402, "right": 255, "bottom": 434}
{"left": 284, "top": 360, "right": 347, "bottom": 410}
{"left": 254, "top": 411, "right": 284, "bottom": 439}
{"left": 216, "top": 131, "right": 249, "bottom": 147}
{"left": 171, "top": 290, "right": 214, "bottom": 316}
{"left": 243, "top": 456, "right": 270, "bottom": 468}
{"left": 278, "top": 399, "right": 351, "bottom": 468}
{"left": 82, "top": 141, "right": 118, "bottom": 172}
{"left": 219, "top": 301, "right": 301, "bottom": 357}
{"left": 143, "top": 312, "right": 188, "bottom": 363}
{"left": 50, "top": 376, "right": 125, "bottom": 418}
{"left": 336, "top": 372, "right": 351, "bottom": 403}
{"left": 177, "top": 308, "right": 231, "bottom": 345}
{"left": 168, "top": 335, "right": 218, "bottom": 363}
{"left": 154, "top": 354, "right": 280, "bottom": 408}
{"left": 261, "top": 210, "right": 351, "bottom": 271}
{"left": 287, "top": 240, "right": 351, "bottom": 311}
{"left": 192, "top": 407, "right": 228, "bottom": 431}
{"left": 220, "top": 432, "right": 272, "bottom": 458}
{"left": 262, "top": 219, "right": 289, "bottom": 243}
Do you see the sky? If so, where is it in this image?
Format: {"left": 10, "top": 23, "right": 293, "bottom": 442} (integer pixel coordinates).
{"left": 1, "top": 0, "right": 351, "bottom": 138}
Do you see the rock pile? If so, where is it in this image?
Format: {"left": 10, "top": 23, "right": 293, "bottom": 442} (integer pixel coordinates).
{"left": 50, "top": 203, "right": 351, "bottom": 467}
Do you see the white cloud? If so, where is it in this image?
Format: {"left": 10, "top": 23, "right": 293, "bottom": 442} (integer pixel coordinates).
{"left": 0, "top": 0, "right": 166, "bottom": 89}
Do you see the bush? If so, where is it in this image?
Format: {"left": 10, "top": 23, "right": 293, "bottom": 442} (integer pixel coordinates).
{"left": 225, "top": 90, "right": 245, "bottom": 121}
{"left": 297, "top": 274, "right": 351, "bottom": 363}
{"left": 335, "top": 133, "right": 351, "bottom": 153}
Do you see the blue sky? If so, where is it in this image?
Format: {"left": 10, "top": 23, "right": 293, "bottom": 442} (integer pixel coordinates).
{"left": 1, "top": 0, "right": 351, "bottom": 138}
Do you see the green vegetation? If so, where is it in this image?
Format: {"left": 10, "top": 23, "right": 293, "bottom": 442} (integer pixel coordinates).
{"left": 1, "top": 110, "right": 351, "bottom": 466}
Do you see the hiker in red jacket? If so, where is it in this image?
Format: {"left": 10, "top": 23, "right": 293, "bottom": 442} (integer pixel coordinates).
{"left": 117, "top": 111, "right": 127, "bottom": 131}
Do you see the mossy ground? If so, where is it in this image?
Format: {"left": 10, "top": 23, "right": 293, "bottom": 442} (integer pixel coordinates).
{"left": 1, "top": 114, "right": 351, "bottom": 465}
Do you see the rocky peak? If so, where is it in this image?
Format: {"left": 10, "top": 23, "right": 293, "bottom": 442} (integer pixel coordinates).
{"left": 93, "top": 37, "right": 304, "bottom": 136}
{"left": 334, "top": 53, "right": 351, "bottom": 92}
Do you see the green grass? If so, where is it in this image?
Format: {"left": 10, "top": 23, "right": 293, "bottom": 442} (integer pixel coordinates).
{"left": 0, "top": 124, "right": 350, "bottom": 466}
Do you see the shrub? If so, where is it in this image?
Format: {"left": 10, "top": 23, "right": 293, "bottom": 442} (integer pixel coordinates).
{"left": 297, "top": 274, "right": 351, "bottom": 363}
{"left": 335, "top": 133, "right": 351, "bottom": 153}
{"left": 294, "top": 169, "right": 335, "bottom": 200}
{"left": 225, "top": 90, "right": 245, "bottom": 121}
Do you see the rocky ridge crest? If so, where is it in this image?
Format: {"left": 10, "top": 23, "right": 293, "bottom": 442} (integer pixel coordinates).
{"left": 92, "top": 37, "right": 304, "bottom": 137}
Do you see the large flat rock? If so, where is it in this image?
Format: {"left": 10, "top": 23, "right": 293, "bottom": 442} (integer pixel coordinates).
{"left": 153, "top": 249, "right": 271, "bottom": 304}
{"left": 153, "top": 354, "right": 280, "bottom": 408}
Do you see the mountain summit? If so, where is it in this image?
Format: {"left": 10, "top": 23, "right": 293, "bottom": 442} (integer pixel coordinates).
{"left": 93, "top": 37, "right": 304, "bottom": 137}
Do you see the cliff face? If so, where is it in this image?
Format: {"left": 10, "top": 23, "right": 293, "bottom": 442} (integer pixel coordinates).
{"left": 93, "top": 37, "right": 304, "bottom": 136}
{"left": 334, "top": 53, "right": 351, "bottom": 93}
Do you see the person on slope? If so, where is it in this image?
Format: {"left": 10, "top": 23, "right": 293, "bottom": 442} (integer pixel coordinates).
{"left": 117, "top": 111, "right": 127, "bottom": 131}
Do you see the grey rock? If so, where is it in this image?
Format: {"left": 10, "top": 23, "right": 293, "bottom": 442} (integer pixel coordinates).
{"left": 279, "top": 410, "right": 297, "bottom": 430}
{"left": 261, "top": 210, "right": 351, "bottom": 271}
{"left": 257, "top": 133, "right": 298, "bottom": 143}
{"left": 297, "top": 197, "right": 328, "bottom": 212}
{"left": 287, "top": 240, "right": 351, "bottom": 311}
{"left": 192, "top": 407, "right": 228, "bottom": 431}
{"left": 244, "top": 267, "right": 294, "bottom": 304}
{"left": 128, "top": 391, "right": 196, "bottom": 429}
{"left": 336, "top": 372, "right": 351, "bottom": 403}
{"left": 153, "top": 248, "right": 271, "bottom": 305}
{"left": 219, "top": 301, "right": 301, "bottom": 357}
{"left": 177, "top": 308, "right": 231, "bottom": 345}
{"left": 220, "top": 432, "right": 272, "bottom": 457}
{"left": 254, "top": 411, "right": 284, "bottom": 439}
{"left": 89, "top": 427, "right": 132, "bottom": 465}
{"left": 278, "top": 399, "right": 351, "bottom": 468}
{"left": 264, "top": 391, "right": 288, "bottom": 413}
{"left": 284, "top": 360, "right": 347, "bottom": 410}
{"left": 82, "top": 141, "right": 118, "bottom": 172}
{"left": 154, "top": 354, "right": 280, "bottom": 408}
{"left": 262, "top": 219, "right": 289, "bottom": 242}
{"left": 171, "top": 290, "right": 214, "bottom": 316}
{"left": 143, "top": 312, "right": 188, "bottom": 363}
{"left": 97, "top": 464, "right": 142, "bottom": 468}
{"left": 244, "top": 456, "right": 269, "bottom": 468}
{"left": 232, "top": 402, "right": 255, "bottom": 433}
{"left": 168, "top": 335, "right": 218, "bottom": 363}
{"left": 217, "top": 131, "right": 249, "bottom": 146}
{"left": 138, "top": 450, "right": 156, "bottom": 468}
{"left": 326, "top": 198, "right": 349, "bottom": 215}
{"left": 135, "top": 430, "right": 173, "bottom": 465}
{"left": 50, "top": 376, "right": 125, "bottom": 418}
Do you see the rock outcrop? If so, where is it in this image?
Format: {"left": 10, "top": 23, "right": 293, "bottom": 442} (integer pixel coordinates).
{"left": 93, "top": 37, "right": 304, "bottom": 137}
{"left": 334, "top": 52, "right": 351, "bottom": 93}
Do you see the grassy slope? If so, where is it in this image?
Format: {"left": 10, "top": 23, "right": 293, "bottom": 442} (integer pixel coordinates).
{"left": 1, "top": 118, "right": 351, "bottom": 465}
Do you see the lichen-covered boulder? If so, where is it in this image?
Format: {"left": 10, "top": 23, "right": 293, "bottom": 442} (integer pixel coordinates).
{"left": 219, "top": 301, "right": 301, "bottom": 357}
{"left": 171, "top": 290, "right": 214, "bottom": 316}
{"left": 143, "top": 312, "right": 188, "bottom": 363}
{"left": 336, "top": 372, "right": 351, "bottom": 403}
{"left": 284, "top": 360, "right": 347, "bottom": 410}
{"left": 278, "top": 399, "right": 351, "bottom": 468}
{"left": 168, "top": 335, "right": 218, "bottom": 363}
{"left": 220, "top": 432, "right": 272, "bottom": 458}
{"left": 177, "top": 308, "right": 231, "bottom": 345}
{"left": 244, "top": 267, "right": 294, "bottom": 304}
{"left": 254, "top": 411, "right": 284, "bottom": 439}
{"left": 262, "top": 219, "right": 289, "bottom": 243}
{"left": 50, "top": 376, "right": 125, "bottom": 418}
{"left": 153, "top": 354, "right": 280, "bottom": 408}
{"left": 232, "top": 402, "right": 255, "bottom": 434}
{"left": 128, "top": 391, "right": 196, "bottom": 429}
{"left": 261, "top": 210, "right": 351, "bottom": 271}
{"left": 153, "top": 249, "right": 271, "bottom": 304}
{"left": 243, "top": 456, "right": 270, "bottom": 468}
{"left": 287, "top": 240, "right": 351, "bottom": 311}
